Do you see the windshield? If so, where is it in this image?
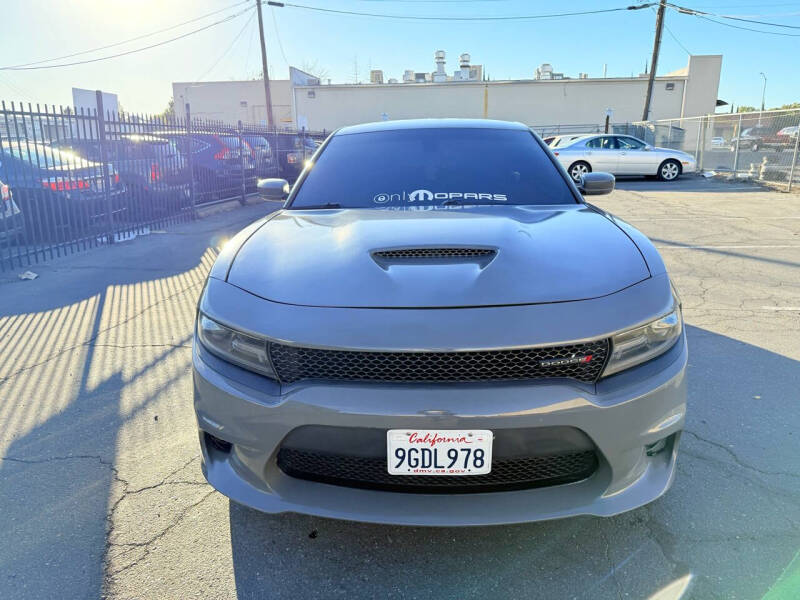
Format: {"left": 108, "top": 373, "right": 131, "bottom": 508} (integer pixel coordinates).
{"left": 290, "top": 128, "right": 576, "bottom": 209}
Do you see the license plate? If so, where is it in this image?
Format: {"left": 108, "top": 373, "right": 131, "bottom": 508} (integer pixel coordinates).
{"left": 387, "top": 429, "right": 493, "bottom": 476}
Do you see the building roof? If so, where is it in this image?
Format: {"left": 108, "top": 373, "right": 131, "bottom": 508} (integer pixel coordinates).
{"left": 336, "top": 118, "right": 528, "bottom": 135}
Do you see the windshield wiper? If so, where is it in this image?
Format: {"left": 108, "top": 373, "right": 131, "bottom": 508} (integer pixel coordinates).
{"left": 291, "top": 202, "right": 343, "bottom": 210}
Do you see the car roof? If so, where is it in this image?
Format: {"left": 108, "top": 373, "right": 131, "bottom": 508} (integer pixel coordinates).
{"left": 120, "top": 134, "right": 172, "bottom": 143}
{"left": 336, "top": 118, "right": 529, "bottom": 136}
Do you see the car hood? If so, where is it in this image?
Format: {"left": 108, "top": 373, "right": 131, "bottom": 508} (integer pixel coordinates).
{"left": 227, "top": 205, "right": 651, "bottom": 308}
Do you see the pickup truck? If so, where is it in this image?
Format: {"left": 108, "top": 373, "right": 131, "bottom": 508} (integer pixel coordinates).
{"left": 729, "top": 127, "right": 794, "bottom": 152}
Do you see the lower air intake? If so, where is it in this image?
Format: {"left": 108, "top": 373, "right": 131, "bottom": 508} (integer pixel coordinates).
{"left": 277, "top": 447, "right": 599, "bottom": 494}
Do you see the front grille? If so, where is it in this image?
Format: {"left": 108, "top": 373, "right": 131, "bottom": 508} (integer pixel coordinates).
{"left": 277, "top": 447, "right": 598, "bottom": 493}
{"left": 372, "top": 247, "right": 496, "bottom": 260}
{"left": 268, "top": 339, "right": 609, "bottom": 384}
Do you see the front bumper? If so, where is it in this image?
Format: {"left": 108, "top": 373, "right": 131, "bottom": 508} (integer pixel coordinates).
{"left": 679, "top": 157, "right": 698, "bottom": 173}
{"left": 193, "top": 330, "right": 687, "bottom": 526}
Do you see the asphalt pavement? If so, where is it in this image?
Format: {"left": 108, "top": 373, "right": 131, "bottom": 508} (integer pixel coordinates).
{"left": 1, "top": 178, "right": 799, "bottom": 599}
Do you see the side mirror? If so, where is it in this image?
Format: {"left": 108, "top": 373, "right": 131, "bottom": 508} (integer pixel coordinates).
{"left": 579, "top": 172, "right": 615, "bottom": 196}
{"left": 257, "top": 178, "right": 289, "bottom": 200}
{"left": 644, "top": 144, "right": 654, "bottom": 151}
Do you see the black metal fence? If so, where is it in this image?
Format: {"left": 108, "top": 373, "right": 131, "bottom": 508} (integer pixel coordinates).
{"left": 0, "top": 95, "right": 327, "bottom": 273}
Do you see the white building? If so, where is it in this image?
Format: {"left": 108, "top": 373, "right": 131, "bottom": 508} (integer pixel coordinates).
{"left": 293, "top": 55, "right": 722, "bottom": 131}
{"left": 172, "top": 55, "right": 722, "bottom": 132}
{"left": 172, "top": 67, "right": 319, "bottom": 126}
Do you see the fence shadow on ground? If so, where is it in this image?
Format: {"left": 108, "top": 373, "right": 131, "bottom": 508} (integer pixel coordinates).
{"left": 0, "top": 206, "right": 272, "bottom": 597}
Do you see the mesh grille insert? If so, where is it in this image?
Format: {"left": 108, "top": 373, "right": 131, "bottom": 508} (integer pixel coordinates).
{"left": 372, "top": 248, "right": 496, "bottom": 259}
{"left": 277, "top": 447, "right": 598, "bottom": 493}
{"left": 268, "top": 339, "right": 609, "bottom": 384}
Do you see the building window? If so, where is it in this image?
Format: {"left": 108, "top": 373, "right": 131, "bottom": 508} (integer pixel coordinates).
{"left": 240, "top": 101, "right": 248, "bottom": 108}
{"left": 307, "top": 90, "right": 316, "bottom": 98}
{"left": 665, "top": 82, "right": 675, "bottom": 91}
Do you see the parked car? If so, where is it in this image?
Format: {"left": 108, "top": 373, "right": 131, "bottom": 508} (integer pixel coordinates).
{"left": 243, "top": 134, "right": 280, "bottom": 180}
{"left": 729, "top": 126, "right": 792, "bottom": 152}
{"left": 0, "top": 142, "right": 124, "bottom": 241}
{"left": 271, "top": 132, "right": 318, "bottom": 181}
{"left": 552, "top": 134, "right": 697, "bottom": 182}
{"left": 193, "top": 119, "right": 687, "bottom": 525}
{"left": 164, "top": 132, "right": 255, "bottom": 202}
{"left": 0, "top": 177, "right": 23, "bottom": 243}
{"left": 711, "top": 136, "right": 727, "bottom": 147}
{"left": 54, "top": 134, "right": 190, "bottom": 220}
{"left": 777, "top": 125, "right": 799, "bottom": 141}
{"left": 546, "top": 134, "right": 594, "bottom": 148}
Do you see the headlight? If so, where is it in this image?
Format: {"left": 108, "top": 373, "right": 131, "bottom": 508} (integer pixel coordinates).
{"left": 603, "top": 301, "right": 682, "bottom": 376}
{"left": 197, "top": 314, "right": 276, "bottom": 379}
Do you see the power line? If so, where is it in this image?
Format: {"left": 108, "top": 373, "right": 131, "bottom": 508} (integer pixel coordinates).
{"left": 713, "top": 13, "right": 800, "bottom": 28}
{"left": 668, "top": 3, "right": 800, "bottom": 29}
{"left": 267, "top": 2, "right": 655, "bottom": 21}
{"left": 243, "top": 11, "right": 258, "bottom": 76}
{"left": 653, "top": 6, "right": 692, "bottom": 53}
{"left": 662, "top": 21, "right": 692, "bottom": 53}
{"left": 693, "top": 14, "right": 800, "bottom": 35}
{"left": 195, "top": 14, "right": 254, "bottom": 81}
{"left": 270, "top": 6, "right": 291, "bottom": 67}
{"left": 3, "top": 0, "right": 251, "bottom": 70}
{"left": 0, "top": 6, "right": 255, "bottom": 71}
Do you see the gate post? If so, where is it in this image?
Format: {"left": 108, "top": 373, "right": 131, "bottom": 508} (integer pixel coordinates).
{"left": 238, "top": 120, "right": 247, "bottom": 205}
{"left": 95, "top": 91, "right": 114, "bottom": 242}
{"left": 788, "top": 114, "right": 800, "bottom": 192}
{"left": 732, "top": 113, "right": 743, "bottom": 177}
{"left": 185, "top": 103, "right": 196, "bottom": 219}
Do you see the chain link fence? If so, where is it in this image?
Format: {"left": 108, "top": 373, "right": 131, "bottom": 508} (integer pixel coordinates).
{"left": 0, "top": 95, "right": 326, "bottom": 273}
{"left": 630, "top": 109, "right": 800, "bottom": 190}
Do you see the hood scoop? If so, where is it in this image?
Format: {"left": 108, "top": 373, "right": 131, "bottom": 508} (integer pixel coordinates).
{"left": 371, "top": 247, "right": 497, "bottom": 269}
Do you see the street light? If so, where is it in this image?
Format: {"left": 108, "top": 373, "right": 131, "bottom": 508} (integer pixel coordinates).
{"left": 760, "top": 72, "right": 767, "bottom": 112}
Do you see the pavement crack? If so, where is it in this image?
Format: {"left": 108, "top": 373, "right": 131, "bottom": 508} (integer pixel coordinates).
{"left": 1, "top": 453, "right": 119, "bottom": 470}
{"left": 102, "top": 455, "right": 206, "bottom": 587}
{"left": 89, "top": 343, "right": 192, "bottom": 350}
{"left": 104, "top": 490, "right": 215, "bottom": 581}
{"left": 684, "top": 430, "right": 800, "bottom": 479}
{"left": 640, "top": 506, "right": 682, "bottom": 575}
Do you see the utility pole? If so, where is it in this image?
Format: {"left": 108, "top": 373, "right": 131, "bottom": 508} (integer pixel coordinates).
{"left": 642, "top": 0, "right": 666, "bottom": 121}
{"left": 760, "top": 72, "right": 767, "bottom": 112}
{"left": 255, "top": 0, "right": 274, "bottom": 127}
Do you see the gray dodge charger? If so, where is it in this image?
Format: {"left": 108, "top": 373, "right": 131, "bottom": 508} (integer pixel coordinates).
{"left": 193, "top": 119, "right": 687, "bottom": 525}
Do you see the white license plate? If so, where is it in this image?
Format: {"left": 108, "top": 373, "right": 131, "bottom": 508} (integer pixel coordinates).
{"left": 387, "top": 429, "right": 493, "bottom": 476}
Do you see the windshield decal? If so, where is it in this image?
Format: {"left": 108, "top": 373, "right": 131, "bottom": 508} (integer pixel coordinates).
{"left": 373, "top": 189, "right": 508, "bottom": 204}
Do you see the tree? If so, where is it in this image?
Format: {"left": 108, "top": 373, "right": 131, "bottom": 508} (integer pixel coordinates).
{"left": 161, "top": 97, "right": 175, "bottom": 119}
{"left": 737, "top": 106, "right": 757, "bottom": 113}
{"left": 770, "top": 102, "right": 800, "bottom": 110}
{"left": 300, "top": 60, "right": 330, "bottom": 82}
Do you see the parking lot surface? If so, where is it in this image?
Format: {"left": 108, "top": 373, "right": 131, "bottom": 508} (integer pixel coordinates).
{"left": 1, "top": 178, "right": 799, "bottom": 599}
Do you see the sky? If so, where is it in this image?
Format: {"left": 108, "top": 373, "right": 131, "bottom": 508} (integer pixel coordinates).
{"left": 0, "top": 0, "right": 798, "bottom": 117}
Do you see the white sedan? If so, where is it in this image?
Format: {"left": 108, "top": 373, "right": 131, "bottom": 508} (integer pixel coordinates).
{"left": 551, "top": 134, "right": 697, "bottom": 182}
